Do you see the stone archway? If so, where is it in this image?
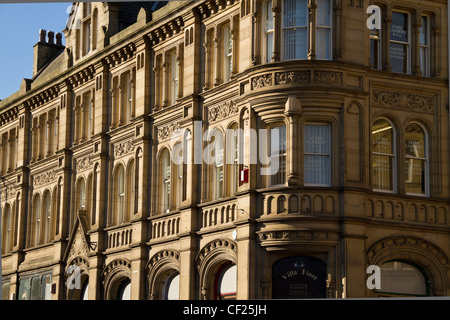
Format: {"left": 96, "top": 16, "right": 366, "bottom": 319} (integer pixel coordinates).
{"left": 195, "top": 238, "right": 237, "bottom": 300}
{"left": 101, "top": 258, "right": 132, "bottom": 300}
{"left": 146, "top": 249, "right": 181, "bottom": 300}
{"left": 366, "top": 236, "right": 450, "bottom": 296}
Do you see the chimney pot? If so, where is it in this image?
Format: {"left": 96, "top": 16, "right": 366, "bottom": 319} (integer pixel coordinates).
{"left": 56, "top": 33, "right": 62, "bottom": 46}
{"left": 48, "top": 31, "right": 54, "bottom": 45}
{"left": 39, "top": 29, "right": 47, "bottom": 43}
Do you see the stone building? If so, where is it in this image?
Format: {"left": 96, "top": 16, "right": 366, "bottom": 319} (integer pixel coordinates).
{"left": 1, "top": 0, "right": 449, "bottom": 300}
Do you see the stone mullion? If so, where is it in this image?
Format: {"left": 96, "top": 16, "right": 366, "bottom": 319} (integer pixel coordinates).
{"left": 271, "top": 0, "right": 280, "bottom": 62}
{"left": 213, "top": 26, "right": 222, "bottom": 86}
{"left": 413, "top": 16, "right": 422, "bottom": 76}
{"left": 308, "top": 0, "right": 316, "bottom": 60}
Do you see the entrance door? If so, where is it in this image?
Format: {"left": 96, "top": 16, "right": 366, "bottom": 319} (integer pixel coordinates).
{"left": 272, "top": 256, "right": 326, "bottom": 299}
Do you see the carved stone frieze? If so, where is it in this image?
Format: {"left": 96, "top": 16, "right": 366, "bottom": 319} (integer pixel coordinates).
{"left": 33, "top": 170, "right": 58, "bottom": 188}
{"left": 76, "top": 154, "right": 94, "bottom": 172}
{"left": 251, "top": 74, "right": 272, "bottom": 90}
{"left": 157, "top": 122, "right": 182, "bottom": 141}
{"left": 0, "top": 186, "right": 15, "bottom": 201}
{"left": 275, "top": 71, "right": 311, "bottom": 85}
{"left": 257, "top": 230, "right": 338, "bottom": 242}
{"left": 313, "top": 71, "right": 342, "bottom": 85}
{"left": 208, "top": 100, "right": 238, "bottom": 122}
{"left": 372, "top": 88, "right": 434, "bottom": 113}
{"left": 114, "top": 139, "right": 135, "bottom": 158}
{"left": 196, "top": 238, "right": 237, "bottom": 269}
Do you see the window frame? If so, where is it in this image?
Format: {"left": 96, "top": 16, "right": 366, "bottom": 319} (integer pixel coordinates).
{"left": 371, "top": 118, "right": 397, "bottom": 193}
{"left": 281, "top": 0, "right": 309, "bottom": 61}
{"left": 303, "top": 123, "right": 332, "bottom": 187}
{"left": 404, "top": 122, "right": 429, "bottom": 197}
{"left": 419, "top": 15, "right": 430, "bottom": 77}
{"left": 389, "top": 10, "right": 411, "bottom": 74}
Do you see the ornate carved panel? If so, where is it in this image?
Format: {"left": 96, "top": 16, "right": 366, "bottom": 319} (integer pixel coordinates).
{"left": 372, "top": 88, "right": 434, "bottom": 113}
{"left": 157, "top": 122, "right": 182, "bottom": 142}
{"left": 76, "top": 154, "right": 94, "bottom": 172}
{"left": 208, "top": 100, "right": 238, "bottom": 123}
{"left": 251, "top": 74, "right": 272, "bottom": 90}
{"left": 113, "top": 139, "right": 135, "bottom": 158}
{"left": 275, "top": 71, "right": 311, "bottom": 85}
{"left": 33, "top": 170, "right": 58, "bottom": 188}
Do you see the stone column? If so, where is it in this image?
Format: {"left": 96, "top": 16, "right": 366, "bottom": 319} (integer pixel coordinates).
{"left": 271, "top": 0, "right": 281, "bottom": 62}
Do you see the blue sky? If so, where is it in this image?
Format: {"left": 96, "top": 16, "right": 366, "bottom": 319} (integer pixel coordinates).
{"left": 0, "top": 2, "right": 71, "bottom": 100}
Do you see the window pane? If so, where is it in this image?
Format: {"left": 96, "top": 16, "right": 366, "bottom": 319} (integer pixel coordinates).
{"left": 380, "top": 261, "right": 427, "bottom": 296}
{"left": 372, "top": 119, "right": 393, "bottom": 154}
{"left": 316, "top": 0, "right": 330, "bottom": 27}
{"left": 419, "top": 17, "right": 427, "bottom": 45}
{"left": 390, "top": 12, "right": 408, "bottom": 42}
{"left": 30, "top": 277, "right": 42, "bottom": 300}
{"left": 372, "top": 155, "right": 393, "bottom": 190}
{"left": 390, "top": 42, "right": 407, "bottom": 73}
{"left": 284, "top": 28, "right": 308, "bottom": 59}
{"left": 405, "top": 159, "right": 425, "bottom": 194}
{"left": 316, "top": 28, "right": 330, "bottom": 60}
{"left": 405, "top": 123, "right": 425, "bottom": 158}
{"left": 370, "top": 29, "right": 380, "bottom": 69}
{"left": 283, "top": 0, "right": 307, "bottom": 27}
{"left": 18, "top": 278, "right": 31, "bottom": 300}
{"left": 304, "top": 124, "right": 331, "bottom": 185}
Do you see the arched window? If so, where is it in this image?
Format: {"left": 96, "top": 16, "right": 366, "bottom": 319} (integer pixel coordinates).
{"left": 378, "top": 261, "right": 428, "bottom": 296}
{"left": 2, "top": 204, "right": 11, "bottom": 254}
{"left": 207, "top": 129, "right": 224, "bottom": 200}
{"left": 43, "top": 190, "right": 52, "bottom": 243}
{"left": 77, "top": 178, "right": 86, "bottom": 210}
{"left": 226, "top": 123, "right": 240, "bottom": 195}
{"left": 172, "top": 143, "right": 183, "bottom": 208}
{"left": 115, "top": 164, "right": 125, "bottom": 224}
{"left": 92, "top": 8, "right": 98, "bottom": 51}
{"left": 215, "top": 263, "right": 237, "bottom": 300}
{"left": 127, "top": 160, "right": 135, "bottom": 217}
{"left": 405, "top": 123, "right": 428, "bottom": 195}
{"left": 32, "top": 194, "right": 41, "bottom": 247}
{"left": 372, "top": 118, "right": 395, "bottom": 192}
{"left": 160, "top": 149, "right": 171, "bottom": 213}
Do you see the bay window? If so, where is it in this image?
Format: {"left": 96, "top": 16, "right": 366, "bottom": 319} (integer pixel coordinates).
{"left": 315, "top": 0, "right": 332, "bottom": 60}
{"left": 270, "top": 125, "right": 287, "bottom": 186}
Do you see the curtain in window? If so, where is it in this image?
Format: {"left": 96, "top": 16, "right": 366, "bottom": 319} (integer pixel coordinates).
{"left": 372, "top": 119, "right": 394, "bottom": 191}
{"left": 304, "top": 124, "right": 331, "bottom": 185}
{"left": 270, "top": 126, "right": 287, "bottom": 185}
{"left": 264, "top": 0, "right": 274, "bottom": 62}
{"left": 283, "top": 0, "right": 308, "bottom": 60}
{"left": 315, "top": 0, "right": 331, "bottom": 60}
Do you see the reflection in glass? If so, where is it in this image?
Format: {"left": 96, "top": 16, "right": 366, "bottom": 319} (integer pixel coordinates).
{"left": 405, "top": 123, "right": 426, "bottom": 194}
{"left": 372, "top": 119, "right": 394, "bottom": 191}
{"left": 390, "top": 12, "right": 409, "bottom": 73}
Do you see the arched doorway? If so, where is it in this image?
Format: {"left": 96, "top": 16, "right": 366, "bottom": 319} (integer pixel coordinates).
{"left": 214, "top": 262, "right": 236, "bottom": 300}
{"left": 272, "top": 256, "right": 327, "bottom": 299}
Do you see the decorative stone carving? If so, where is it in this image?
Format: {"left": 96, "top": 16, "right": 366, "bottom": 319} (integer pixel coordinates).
{"left": 251, "top": 74, "right": 272, "bottom": 90}
{"left": 372, "top": 88, "right": 434, "bottom": 113}
{"left": 366, "top": 236, "right": 450, "bottom": 269}
{"left": 67, "top": 224, "right": 90, "bottom": 265}
{"left": 196, "top": 238, "right": 237, "bottom": 267}
{"left": 0, "top": 186, "right": 15, "bottom": 201}
{"left": 33, "top": 170, "right": 58, "bottom": 187}
{"left": 275, "top": 71, "right": 310, "bottom": 85}
{"left": 76, "top": 154, "right": 94, "bottom": 172}
{"left": 148, "top": 250, "right": 180, "bottom": 268}
{"left": 114, "top": 139, "right": 134, "bottom": 158}
{"left": 208, "top": 100, "right": 238, "bottom": 122}
{"left": 158, "top": 122, "right": 181, "bottom": 141}
{"left": 257, "top": 230, "right": 338, "bottom": 242}
{"left": 242, "top": 108, "right": 250, "bottom": 126}
{"left": 313, "top": 71, "right": 342, "bottom": 85}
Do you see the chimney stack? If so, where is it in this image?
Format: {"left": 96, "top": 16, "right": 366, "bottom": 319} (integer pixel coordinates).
{"left": 33, "top": 29, "right": 65, "bottom": 76}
